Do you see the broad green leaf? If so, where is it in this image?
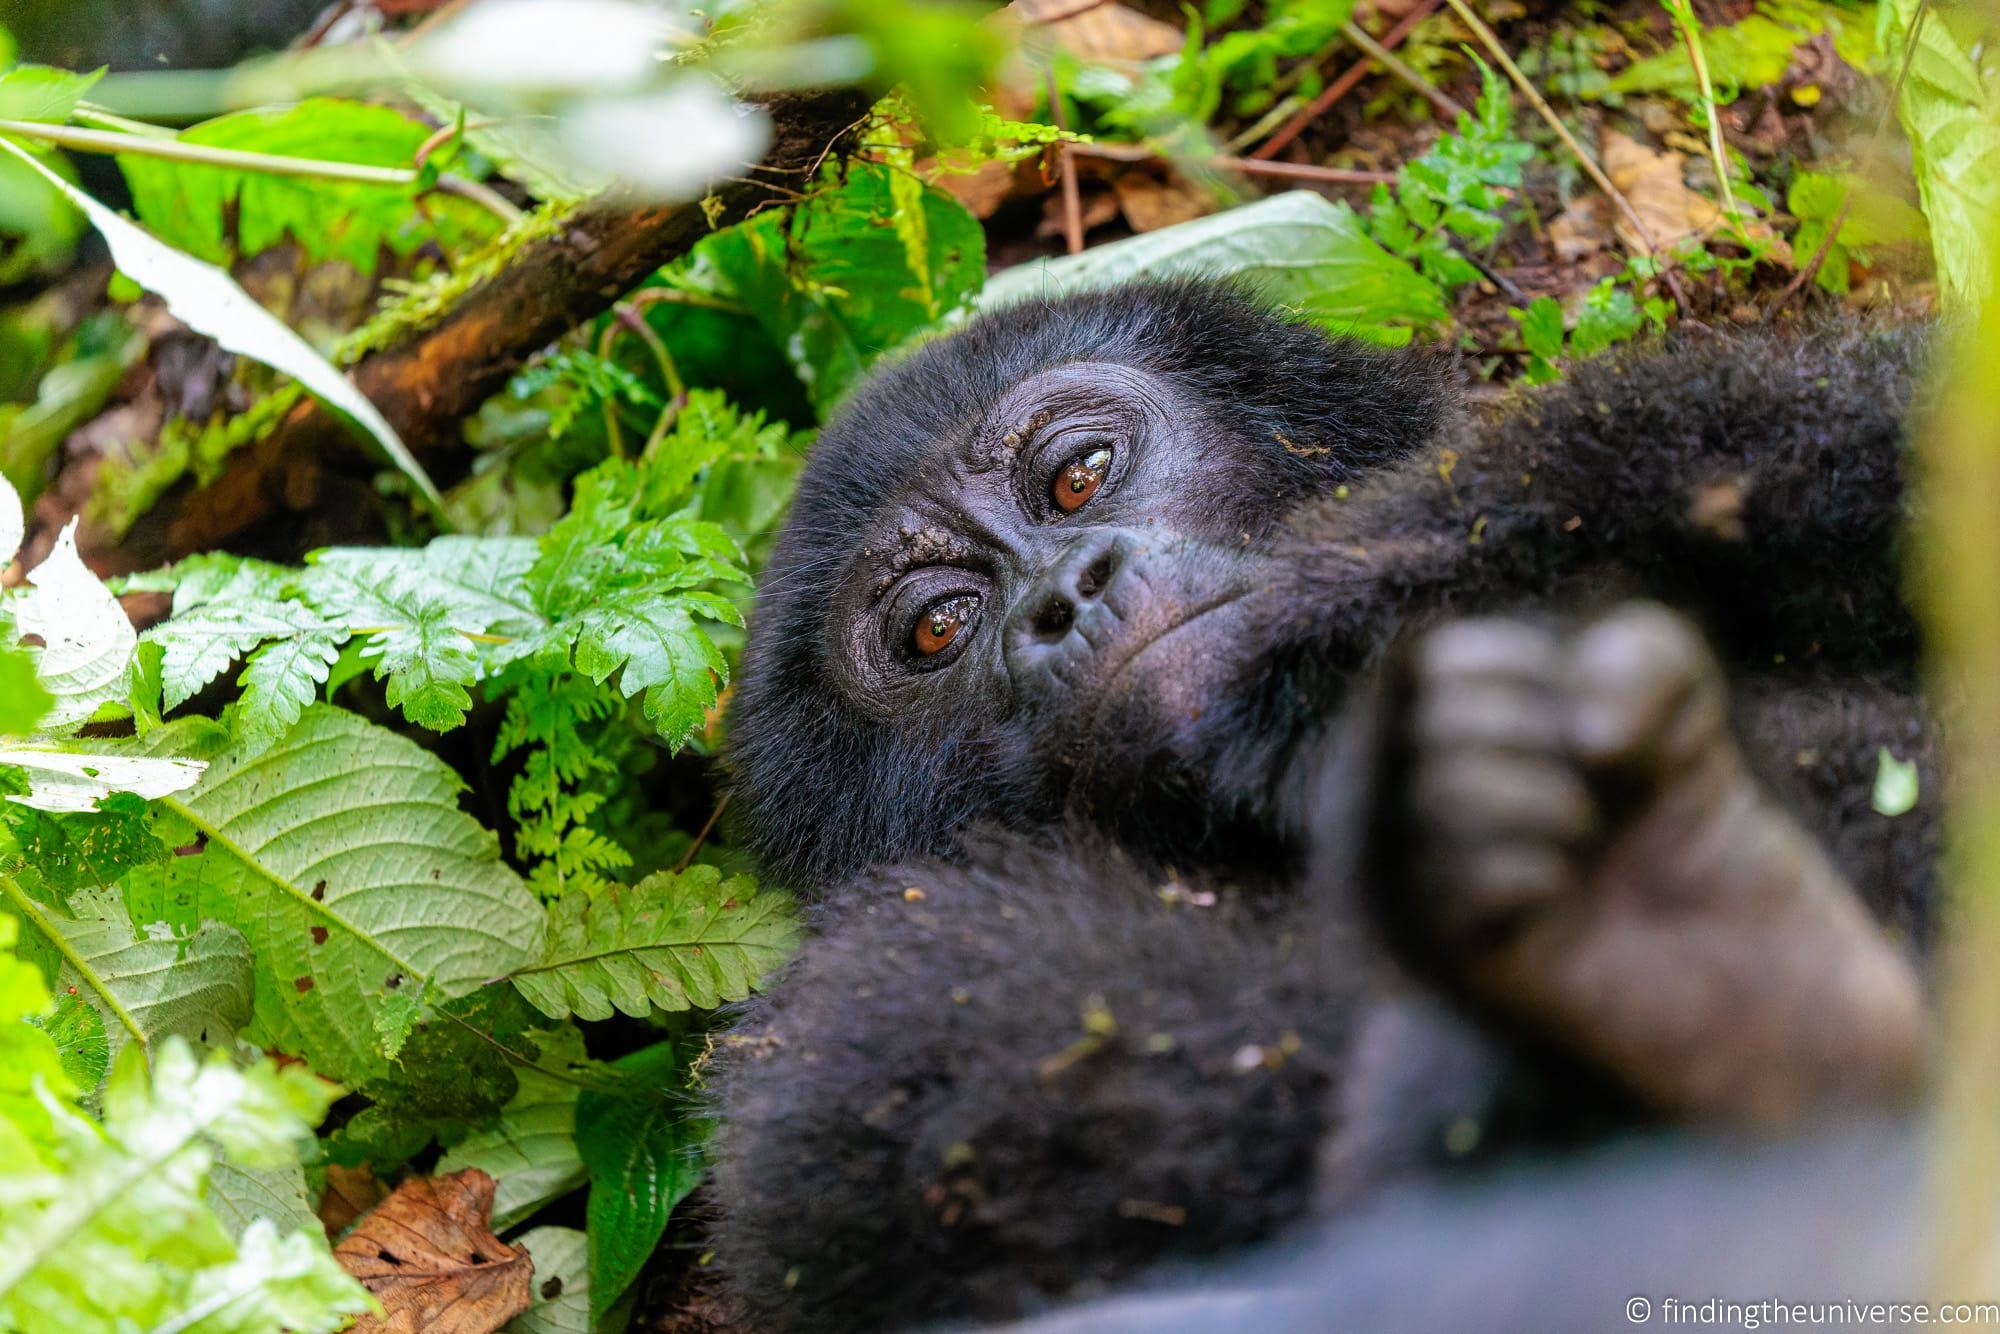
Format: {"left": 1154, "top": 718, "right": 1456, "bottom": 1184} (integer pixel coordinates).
{"left": 0, "top": 644, "right": 49, "bottom": 737}
{"left": 34, "top": 990, "right": 107, "bottom": 1090}
{"left": 0, "top": 1039, "right": 368, "bottom": 1334}
{"left": 979, "top": 191, "right": 1446, "bottom": 344}
{"left": 576, "top": 1041, "right": 706, "bottom": 1325}
{"left": 0, "top": 64, "right": 102, "bottom": 123}
{"left": 121, "top": 706, "right": 544, "bottom": 1084}
{"left": 437, "top": 1025, "right": 591, "bottom": 1229}
{"left": 0, "top": 744, "right": 204, "bottom": 812}
{"left": 116, "top": 99, "right": 496, "bottom": 270}
{"left": 0, "top": 792, "right": 169, "bottom": 895}
{"left": 505, "top": 1227, "right": 621, "bottom": 1334}
{"left": 1, "top": 887, "right": 252, "bottom": 1073}
{"left": 8, "top": 521, "right": 135, "bottom": 732}
{"left": 207, "top": 1159, "right": 319, "bottom": 1240}
{"left": 508, "top": 867, "right": 796, "bottom": 1021}
{"left": 0, "top": 135, "right": 446, "bottom": 515}
{"left": 1885, "top": 0, "right": 2000, "bottom": 309}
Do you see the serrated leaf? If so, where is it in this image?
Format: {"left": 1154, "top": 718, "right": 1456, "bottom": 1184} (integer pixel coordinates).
{"left": 21, "top": 906, "right": 254, "bottom": 1072}
{"left": 0, "top": 745, "right": 205, "bottom": 812}
{"left": 9, "top": 520, "right": 136, "bottom": 732}
{"left": 0, "top": 136, "right": 444, "bottom": 514}
{"left": 570, "top": 594, "right": 736, "bottom": 746}
{"left": 437, "top": 1026, "right": 591, "bottom": 1229}
{"left": 207, "top": 1158, "right": 319, "bottom": 1240}
{"left": 120, "top": 706, "right": 544, "bottom": 1084}
{"left": 508, "top": 867, "right": 794, "bottom": 1022}
{"left": 980, "top": 191, "right": 1446, "bottom": 344}
{"left": 575, "top": 1041, "right": 705, "bottom": 1325}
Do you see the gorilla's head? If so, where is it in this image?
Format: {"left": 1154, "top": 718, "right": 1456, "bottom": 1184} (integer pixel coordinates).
{"left": 727, "top": 280, "right": 1448, "bottom": 886}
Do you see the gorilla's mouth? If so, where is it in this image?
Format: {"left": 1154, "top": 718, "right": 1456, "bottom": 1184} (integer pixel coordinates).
{"left": 1100, "top": 591, "right": 1249, "bottom": 688}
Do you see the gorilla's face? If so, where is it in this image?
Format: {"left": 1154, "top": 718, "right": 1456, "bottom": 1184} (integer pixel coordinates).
{"left": 824, "top": 359, "right": 1279, "bottom": 788}
{"left": 728, "top": 282, "right": 1446, "bottom": 885}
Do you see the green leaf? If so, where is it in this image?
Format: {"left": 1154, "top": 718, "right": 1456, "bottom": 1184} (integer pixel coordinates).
{"left": 505, "top": 1226, "right": 616, "bottom": 1334}
{"left": 0, "top": 1039, "right": 369, "bottom": 1334}
{"left": 576, "top": 1041, "right": 707, "bottom": 1325}
{"left": 672, "top": 160, "right": 986, "bottom": 413}
{"left": 1609, "top": 3, "right": 1860, "bottom": 102}
{"left": 980, "top": 191, "right": 1446, "bottom": 345}
{"left": 1571, "top": 280, "right": 1645, "bottom": 358}
{"left": 0, "top": 885, "right": 253, "bottom": 1075}
{"left": 0, "top": 792, "right": 168, "bottom": 899}
{"left": 207, "top": 1158, "right": 319, "bottom": 1240}
{"left": 116, "top": 99, "right": 496, "bottom": 270}
{"left": 0, "top": 64, "right": 102, "bottom": 123}
{"left": 0, "top": 135, "right": 447, "bottom": 516}
{"left": 120, "top": 706, "right": 544, "bottom": 1084}
{"left": 509, "top": 867, "right": 796, "bottom": 1022}
{"left": 33, "top": 989, "right": 107, "bottom": 1090}
{"left": 8, "top": 520, "right": 136, "bottom": 732}
{"left": 1885, "top": 0, "right": 2000, "bottom": 310}
{"left": 1872, "top": 745, "right": 1921, "bottom": 817}
{"left": 1513, "top": 295, "right": 1566, "bottom": 362}
{"left": 0, "top": 643, "right": 50, "bottom": 736}
{"left": 437, "top": 1025, "right": 592, "bottom": 1229}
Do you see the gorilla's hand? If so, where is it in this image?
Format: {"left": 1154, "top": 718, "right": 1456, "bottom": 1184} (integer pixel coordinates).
{"left": 1367, "top": 604, "right": 1926, "bottom": 1128}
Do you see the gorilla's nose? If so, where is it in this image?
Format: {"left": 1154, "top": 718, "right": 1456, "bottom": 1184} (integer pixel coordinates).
{"left": 1005, "top": 531, "right": 1133, "bottom": 680}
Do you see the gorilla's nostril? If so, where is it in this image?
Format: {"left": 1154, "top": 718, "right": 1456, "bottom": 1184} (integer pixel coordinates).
{"left": 1078, "top": 552, "right": 1116, "bottom": 599}
{"left": 1033, "top": 596, "right": 1075, "bottom": 639}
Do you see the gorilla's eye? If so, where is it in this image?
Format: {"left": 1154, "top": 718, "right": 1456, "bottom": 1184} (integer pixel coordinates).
{"left": 913, "top": 595, "right": 978, "bottom": 657}
{"left": 1054, "top": 447, "right": 1112, "bottom": 513}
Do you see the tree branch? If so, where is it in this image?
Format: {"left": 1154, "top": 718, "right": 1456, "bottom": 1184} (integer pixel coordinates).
{"left": 74, "top": 87, "right": 869, "bottom": 569}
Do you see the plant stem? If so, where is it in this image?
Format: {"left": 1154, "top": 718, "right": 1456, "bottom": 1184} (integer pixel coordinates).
{"left": 1664, "top": 0, "right": 1738, "bottom": 227}
{"left": 1439, "top": 0, "right": 1690, "bottom": 311}
{"left": 1341, "top": 20, "right": 1465, "bottom": 121}
{"left": 1254, "top": 0, "right": 1446, "bottom": 160}
{"left": 0, "top": 118, "right": 522, "bottom": 223}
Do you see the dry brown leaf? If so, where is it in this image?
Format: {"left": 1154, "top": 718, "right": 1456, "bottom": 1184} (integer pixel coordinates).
{"left": 937, "top": 159, "right": 1025, "bottom": 219}
{"left": 1113, "top": 172, "right": 1214, "bottom": 232}
{"left": 335, "top": 1169, "right": 532, "bottom": 1334}
{"left": 1549, "top": 194, "right": 1613, "bottom": 263}
{"left": 1008, "top": 0, "right": 1184, "bottom": 63}
{"left": 1601, "top": 129, "right": 1719, "bottom": 254}
{"left": 319, "top": 1162, "right": 388, "bottom": 1240}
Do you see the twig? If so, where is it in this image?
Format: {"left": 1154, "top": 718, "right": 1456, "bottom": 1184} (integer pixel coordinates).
{"left": 1252, "top": 0, "right": 1446, "bottom": 161}
{"left": 1439, "top": 0, "right": 1690, "bottom": 312}
{"left": 1341, "top": 20, "right": 1466, "bottom": 122}
{"left": 1776, "top": 0, "right": 1930, "bottom": 306}
{"left": 1047, "top": 70, "right": 1085, "bottom": 255}
{"left": 1025, "top": 0, "right": 1116, "bottom": 23}
{"left": 674, "top": 794, "right": 731, "bottom": 873}
{"left": 1070, "top": 141, "right": 1395, "bottom": 185}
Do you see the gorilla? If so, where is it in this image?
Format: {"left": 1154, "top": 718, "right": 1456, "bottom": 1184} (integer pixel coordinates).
{"left": 707, "top": 280, "right": 1941, "bottom": 1330}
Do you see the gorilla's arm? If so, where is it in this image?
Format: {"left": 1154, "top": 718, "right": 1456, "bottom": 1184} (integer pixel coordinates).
{"left": 1285, "top": 323, "right": 1931, "bottom": 676}
{"left": 707, "top": 834, "right": 1369, "bottom": 1331}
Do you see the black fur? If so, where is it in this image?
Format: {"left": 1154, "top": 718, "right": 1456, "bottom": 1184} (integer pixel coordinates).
{"left": 711, "top": 283, "right": 1939, "bottom": 1330}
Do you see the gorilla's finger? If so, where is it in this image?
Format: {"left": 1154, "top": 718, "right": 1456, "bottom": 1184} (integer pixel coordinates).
{"left": 1566, "top": 603, "right": 1728, "bottom": 773}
